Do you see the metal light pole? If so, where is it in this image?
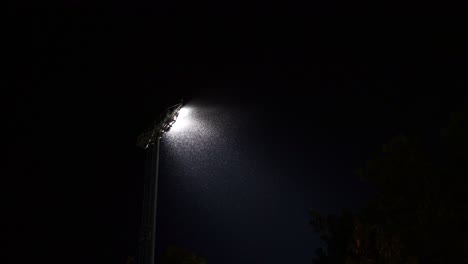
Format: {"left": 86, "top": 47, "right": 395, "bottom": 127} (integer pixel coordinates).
{"left": 136, "top": 101, "right": 183, "bottom": 264}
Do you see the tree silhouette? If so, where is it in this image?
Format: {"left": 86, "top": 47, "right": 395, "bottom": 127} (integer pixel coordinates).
{"left": 311, "top": 104, "right": 468, "bottom": 263}
{"left": 160, "top": 245, "right": 206, "bottom": 264}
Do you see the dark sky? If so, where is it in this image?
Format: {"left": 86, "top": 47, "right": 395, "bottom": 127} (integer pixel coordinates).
{"left": 7, "top": 2, "right": 467, "bottom": 264}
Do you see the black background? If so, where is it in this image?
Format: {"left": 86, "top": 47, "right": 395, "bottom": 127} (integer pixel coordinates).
{"left": 7, "top": 1, "right": 467, "bottom": 263}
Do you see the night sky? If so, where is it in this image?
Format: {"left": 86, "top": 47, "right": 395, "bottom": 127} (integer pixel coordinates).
{"left": 7, "top": 2, "right": 467, "bottom": 264}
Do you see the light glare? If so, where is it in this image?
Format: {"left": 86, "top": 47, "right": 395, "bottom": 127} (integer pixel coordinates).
{"left": 170, "top": 107, "right": 191, "bottom": 132}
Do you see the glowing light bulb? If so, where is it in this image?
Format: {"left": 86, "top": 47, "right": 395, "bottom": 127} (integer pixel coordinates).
{"left": 170, "top": 107, "right": 192, "bottom": 133}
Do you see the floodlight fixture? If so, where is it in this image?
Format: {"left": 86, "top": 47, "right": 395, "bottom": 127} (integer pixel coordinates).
{"left": 137, "top": 100, "right": 184, "bottom": 149}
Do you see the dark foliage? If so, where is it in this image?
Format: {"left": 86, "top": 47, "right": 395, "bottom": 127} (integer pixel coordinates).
{"left": 160, "top": 245, "right": 206, "bottom": 264}
{"left": 311, "top": 105, "right": 468, "bottom": 263}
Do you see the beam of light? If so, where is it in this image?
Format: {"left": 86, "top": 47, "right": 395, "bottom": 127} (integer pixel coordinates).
{"left": 170, "top": 107, "right": 192, "bottom": 133}
{"left": 164, "top": 103, "right": 226, "bottom": 174}
{"left": 166, "top": 105, "right": 217, "bottom": 143}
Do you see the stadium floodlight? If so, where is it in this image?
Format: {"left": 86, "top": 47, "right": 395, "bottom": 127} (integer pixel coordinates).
{"left": 137, "top": 101, "right": 184, "bottom": 149}
{"left": 136, "top": 100, "right": 183, "bottom": 264}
